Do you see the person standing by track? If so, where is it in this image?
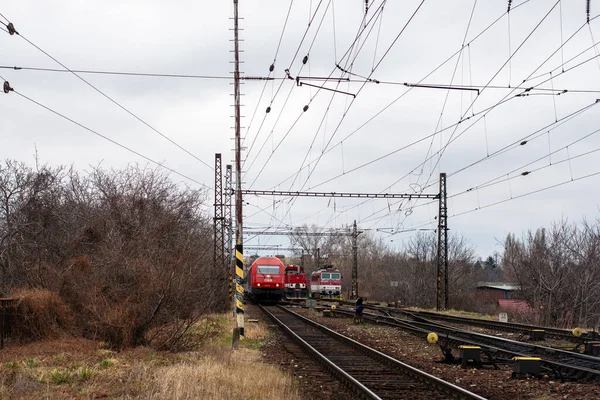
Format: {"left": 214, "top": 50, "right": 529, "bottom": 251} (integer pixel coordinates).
{"left": 355, "top": 297, "right": 364, "bottom": 323}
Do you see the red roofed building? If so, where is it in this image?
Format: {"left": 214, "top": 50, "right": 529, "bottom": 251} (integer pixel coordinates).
{"left": 475, "top": 282, "right": 533, "bottom": 313}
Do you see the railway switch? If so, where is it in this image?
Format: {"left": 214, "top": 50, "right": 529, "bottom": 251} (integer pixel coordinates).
{"left": 530, "top": 329, "right": 546, "bottom": 340}
{"left": 458, "top": 345, "right": 481, "bottom": 368}
{"left": 512, "top": 357, "right": 541, "bottom": 376}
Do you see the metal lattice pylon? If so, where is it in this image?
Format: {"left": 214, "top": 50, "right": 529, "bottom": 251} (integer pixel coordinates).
{"left": 224, "top": 165, "right": 233, "bottom": 300}
{"left": 436, "top": 173, "right": 448, "bottom": 311}
{"left": 213, "top": 154, "right": 227, "bottom": 306}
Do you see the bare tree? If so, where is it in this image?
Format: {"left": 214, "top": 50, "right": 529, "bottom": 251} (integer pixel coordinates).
{"left": 1, "top": 160, "right": 219, "bottom": 348}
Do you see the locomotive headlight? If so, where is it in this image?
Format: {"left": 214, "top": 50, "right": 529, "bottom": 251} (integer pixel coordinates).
{"left": 257, "top": 283, "right": 261, "bottom": 287}
{"left": 276, "top": 283, "right": 279, "bottom": 287}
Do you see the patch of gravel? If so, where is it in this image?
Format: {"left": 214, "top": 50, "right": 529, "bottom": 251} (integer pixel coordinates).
{"left": 289, "top": 307, "right": 600, "bottom": 400}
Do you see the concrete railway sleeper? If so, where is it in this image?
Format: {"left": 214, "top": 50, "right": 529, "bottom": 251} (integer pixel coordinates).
{"left": 260, "top": 304, "right": 486, "bottom": 400}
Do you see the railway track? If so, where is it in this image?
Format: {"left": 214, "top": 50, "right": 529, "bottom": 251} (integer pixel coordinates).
{"left": 361, "top": 304, "right": 596, "bottom": 344}
{"left": 330, "top": 306, "right": 600, "bottom": 382}
{"left": 260, "top": 304, "right": 486, "bottom": 400}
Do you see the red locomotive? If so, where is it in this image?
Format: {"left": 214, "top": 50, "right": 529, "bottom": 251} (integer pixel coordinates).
{"left": 310, "top": 265, "right": 343, "bottom": 300}
{"left": 284, "top": 264, "right": 308, "bottom": 300}
{"left": 245, "top": 256, "right": 286, "bottom": 303}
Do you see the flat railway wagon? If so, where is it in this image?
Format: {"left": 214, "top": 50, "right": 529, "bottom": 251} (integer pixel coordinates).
{"left": 310, "top": 265, "right": 343, "bottom": 300}
{"left": 245, "top": 256, "right": 286, "bottom": 303}
{"left": 283, "top": 264, "right": 308, "bottom": 300}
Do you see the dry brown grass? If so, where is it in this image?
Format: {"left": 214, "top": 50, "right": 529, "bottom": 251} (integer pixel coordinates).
{"left": 146, "top": 350, "right": 300, "bottom": 400}
{"left": 0, "top": 313, "right": 299, "bottom": 400}
{"left": 10, "top": 289, "right": 76, "bottom": 343}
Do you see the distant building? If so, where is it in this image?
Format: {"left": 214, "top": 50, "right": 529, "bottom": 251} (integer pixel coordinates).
{"left": 475, "top": 282, "right": 533, "bottom": 313}
{"left": 476, "top": 282, "right": 519, "bottom": 301}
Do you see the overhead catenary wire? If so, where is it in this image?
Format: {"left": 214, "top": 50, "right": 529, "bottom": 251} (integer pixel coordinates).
{"left": 241, "top": 1, "right": 295, "bottom": 152}
{"left": 282, "top": 3, "right": 389, "bottom": 193}
{"left": 1, "top": 15, "right": 215, "bottom": 171}
{"left": 320, "top": 45, "right": 600, "bottom": 233}
{"left": 245, "top": 0, "right": 385, "bottom": 185}
{"left": 298, "top": 0, "right": 425, "bottom": 193}
{"left": 266, "top": 0, "right": 423, "bottom": 245}
{"left": 422, "top": 0, "right": 563, "bottom": 192}
{"left": 267, "top": 1, "right": 393, "bottom": 209}
{"left": 451, "top": 169, "right": 600, "bottom": 218}
{"left": 242, "top": 0, "right": 332, "bottom": 173}
{"left": 359, "top": 109, "right": 600, "bottom": 230}
{"left": 346, "top": 97, "right": 600, "bottom": 230}
{"left": 311, "top": 10, "right": 600, "bottom": 194}
{"left": 253, "top": 0, "right": 391, "bottom": 244}
{"left": 9, "top": 88, "right": 211, "bottom": 189}
{"left": 288, "top": 2, "right": 534, "bottom": 228}
{"left": 275, "top": 0, "right": 536, "bottom": 192}
{"left": 414, "top": 0, "right": 478, "bottom": 205}
{"left": 5, "top": 65, "right": 600, "bottom": 95}
{"left": 0, "top": 65, "right": 273, "bottom": 80}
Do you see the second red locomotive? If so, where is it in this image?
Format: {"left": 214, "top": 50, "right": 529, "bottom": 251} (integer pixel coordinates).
{"left": 284, "top": 264, "right": 308, "bottom": 300}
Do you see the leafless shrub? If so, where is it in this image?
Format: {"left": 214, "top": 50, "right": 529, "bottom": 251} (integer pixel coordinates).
{"left": 504, "top": 218, "right": 600, "bottom": 328}
{"left": 10, "top": 288, "right": 75, "bottom": 342}
{"left": 0, "top": 159, "right": 220, "bottom": 348}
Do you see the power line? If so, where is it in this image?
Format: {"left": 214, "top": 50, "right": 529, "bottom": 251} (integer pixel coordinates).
{"left": 307, "top": 15, "right": 600, "bottom": 193}
{"left": 315, "top": 5, "right": 599, "bottom": 233}
{"left": 274, "top": 0, "right": 536, "bottom": 192}
{"left": 0, "top": 65, "right": 274, "bottom": 81}
{"left": 292, "top": 0, "right": 423, "bottom": 196}
{"left": 7, "top": 88, "right": 210, "bottom": 189}
{"left": 1, "top": 15, "right": 214, "bottom": 171}
{"left": 249, "top": 0, "right": 388, "bottom": 185}
{"left": 240, "top": 0, "right": 295, "bottom": 154}
{"left": 272, "top": 0, "right": 296, "bottom": 65}
{"left": 452, "top": 169, "right": 600, "bottom": 218}
{"left": 242, "top": 0, "right": 334, "bottom": 175}
{"left": 282, "top": 2, "right": 389, "bottom": 193}
{"left": 263, "top": 0, "right": 394, "bottom": 238}
{"left": 423, "top": 0, "right": 563, "bottom": 194}
{"left": 348, "top": 99, "right": 600, "bottom": 230}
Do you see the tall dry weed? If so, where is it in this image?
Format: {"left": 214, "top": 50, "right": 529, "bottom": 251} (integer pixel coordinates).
{"left": 146, "top": 349, "right": 300, "bottom": 400}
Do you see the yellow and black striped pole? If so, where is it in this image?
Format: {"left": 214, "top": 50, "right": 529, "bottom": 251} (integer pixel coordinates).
{"left": 235, "top": 244, "right": 244, "bottom": 336}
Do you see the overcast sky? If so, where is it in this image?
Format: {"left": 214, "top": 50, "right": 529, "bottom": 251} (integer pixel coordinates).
{"left": 1, "top": 0, "right": 600, "bottom": 259}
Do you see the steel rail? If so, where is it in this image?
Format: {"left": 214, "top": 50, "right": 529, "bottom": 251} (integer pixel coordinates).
{"left": 261, "top": 305, "right": 487, "bottom": 399}
{"left": 400, "top": 307, "right": 595, "bottom": 343}
{"left": 330, "top": 307, "right": 600, "bottom": 382}
{"left": 340, "top": 301, "right": 597, "bottom": 343}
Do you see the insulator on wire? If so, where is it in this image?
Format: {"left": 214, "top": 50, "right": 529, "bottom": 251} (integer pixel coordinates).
{"left": 3, "top": 81, "right": 13, "bottom": 93}
{"left": 302, "top": 55, "right": 308, "bottom": 65}
{"left": 266, "top": 106, "right": 271, "bottom": 113}
{"left": 507, "top": 0, "right": 512, "bottom": 13}
{"left": 303, "top": 105, "right": 309, "bottom": 112}
{"left": 7, "top": 22, "right": 17, "bottom": 35}
{"left": 521, "top": 171, "right": 530, "bottom": 176}
{"left": 269, "top": 64, "right": 274, "bottom": 72}
{"left": 520, "top": 140, "right": 527, "bottom": 146}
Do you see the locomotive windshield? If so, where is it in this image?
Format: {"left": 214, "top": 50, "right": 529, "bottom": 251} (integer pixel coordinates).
{"left": 322, "top": 273, "right": 330, "bottom": 279}
{"left": 331, "top": 273, "right": 341, "bottom": 279}
{"left": 257, "top": 265, "right": 281, "bottom": 275}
